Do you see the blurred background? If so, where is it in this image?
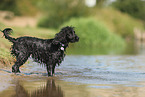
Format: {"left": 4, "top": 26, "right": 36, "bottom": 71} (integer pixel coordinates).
{"left": 0, "top": 0, "right": 145, "bottom": 58}
{"left": 1, "top": 1, "right": 145, "bottom": 96}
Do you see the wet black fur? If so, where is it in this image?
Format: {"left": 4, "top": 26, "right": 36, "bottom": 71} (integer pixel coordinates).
{"left": 1, "top": 26, "right": 79, "bottom": 76}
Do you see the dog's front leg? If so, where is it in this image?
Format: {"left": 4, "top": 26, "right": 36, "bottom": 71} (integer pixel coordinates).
{"left": 46, "top": 65, "right": 53, "bottom": 76}
{"left": 12, "top": 64, "right": 20, "bottom": 73}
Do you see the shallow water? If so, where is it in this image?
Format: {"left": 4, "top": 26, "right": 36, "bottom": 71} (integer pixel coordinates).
{"left": 1, "top": 55, "right": 145, "bottom": 97}
{"left": 59, "top": 56, "right": 145, "bottom": 85}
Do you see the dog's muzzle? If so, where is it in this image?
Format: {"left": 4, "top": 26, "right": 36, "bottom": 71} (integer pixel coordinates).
{"left": 70, "top": 36, "right": 79, "bottom": 43}
{"left": 75, "top": 36, "right": 79, "bottom": 42}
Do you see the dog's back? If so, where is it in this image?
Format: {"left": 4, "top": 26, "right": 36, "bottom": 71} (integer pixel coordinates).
{"left": 12, "top": 36, "right": 63, "bottom": 62}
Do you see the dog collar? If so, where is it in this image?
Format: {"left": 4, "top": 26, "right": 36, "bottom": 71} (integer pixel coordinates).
{"left": 60, "top": 43, "right": 65, "bottom": 51}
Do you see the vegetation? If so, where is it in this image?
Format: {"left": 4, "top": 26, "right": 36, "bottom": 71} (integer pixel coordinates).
{"left": 94, "top": 8, "right": 145, "bottom": 39}
{"left": 0, "top": 48, "right": 14, "bottom": 67}
{"left": 0, "top": 0, "right": 38, "bottom": 16}
{"left": 112, "top": 0, "right": 145, "bottom": 21}
{"left": 37, "top": 0, "right": 89, "bottom": 28}
{"left": 60, "top": 17, "right": 125, "bottom": 49}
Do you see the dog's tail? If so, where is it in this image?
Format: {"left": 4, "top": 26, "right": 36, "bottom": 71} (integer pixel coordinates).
{"left": 0, "top": 28, "right": 16, "bottom": 43}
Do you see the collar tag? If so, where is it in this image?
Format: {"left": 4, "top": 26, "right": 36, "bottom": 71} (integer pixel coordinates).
{"left": 61, "top": 47, "right": 64, "bottom": 51}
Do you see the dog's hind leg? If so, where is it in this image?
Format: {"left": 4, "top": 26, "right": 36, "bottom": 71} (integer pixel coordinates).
{"left": 12, "top": 53, "right": 29, "bottom": 73}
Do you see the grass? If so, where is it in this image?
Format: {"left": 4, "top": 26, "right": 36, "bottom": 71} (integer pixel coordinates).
{"left": 0, "top": 48, "right": 14, "bottom": 67}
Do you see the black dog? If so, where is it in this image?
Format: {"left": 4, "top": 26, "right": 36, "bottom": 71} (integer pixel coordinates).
{"left": 1, "top": 26, "right": 79, "bottom": 76}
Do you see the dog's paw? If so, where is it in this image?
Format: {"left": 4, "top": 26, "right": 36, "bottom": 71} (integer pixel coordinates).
{"left": 12, "top": 65, "right": 21, "bottom": 73}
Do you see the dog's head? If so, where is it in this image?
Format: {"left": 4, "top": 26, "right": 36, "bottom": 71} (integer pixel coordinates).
{"left": 55, "top": 26, "right": 79, "bottom": 44}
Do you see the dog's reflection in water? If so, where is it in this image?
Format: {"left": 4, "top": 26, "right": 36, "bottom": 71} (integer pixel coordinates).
{"left": 12, "top": 79, "right": 63, "bottom": 97}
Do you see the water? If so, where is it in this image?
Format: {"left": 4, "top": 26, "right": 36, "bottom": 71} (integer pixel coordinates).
{"left": 1, "top": 55, "right": 145, "bottom": 97}
{"left": 58, "top": 55, "right": 145, "bottom": 85}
